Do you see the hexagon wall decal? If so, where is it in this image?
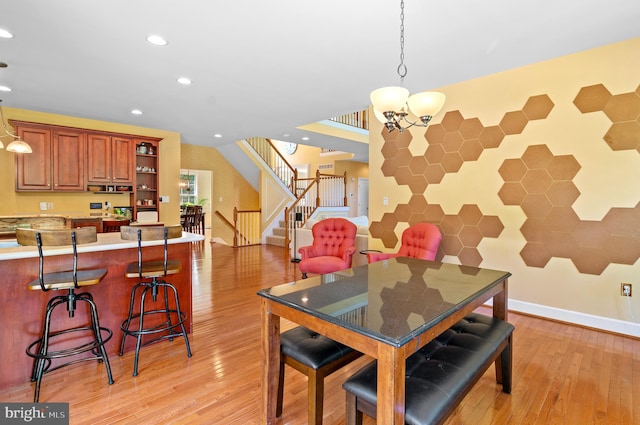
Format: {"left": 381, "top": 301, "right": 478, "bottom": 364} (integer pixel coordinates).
{"left": 574, "top": 83, "right": 640, "bottom": 151}
{"left": 371, "top": 94, "right": 553, "bottom": 266}
{"left": 499, "top": 144, "right": 640, "bottom": 275}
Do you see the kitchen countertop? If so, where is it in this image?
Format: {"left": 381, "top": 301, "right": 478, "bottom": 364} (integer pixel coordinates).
{"left": 0, "top": 215, "right": 132, "bottom": 238}
{"left": 0, "top": 230, "right": 204, "bottom": 261}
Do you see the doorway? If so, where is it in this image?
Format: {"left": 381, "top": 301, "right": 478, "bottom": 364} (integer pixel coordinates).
{"left": 180, "top": 169, "right": 213, "bottom": 230}
{"left": 357, "top": 178, "right": 369, "bottom": 217}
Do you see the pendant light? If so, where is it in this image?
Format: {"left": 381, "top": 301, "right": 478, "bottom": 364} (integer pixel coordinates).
{"left": 370, "top": 0, "right": 446, "bottom": 133}
{"left": 0, "top": 99, "right": 32, "bottom": 153}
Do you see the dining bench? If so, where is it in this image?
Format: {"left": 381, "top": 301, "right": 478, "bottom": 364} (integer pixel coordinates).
{"left": 342, "top": 312, "right": 514, "bottom": 425}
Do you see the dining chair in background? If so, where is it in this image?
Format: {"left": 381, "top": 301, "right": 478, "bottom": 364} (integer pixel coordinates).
{"left": 298, "top": 217, "right": 357, "bottom": 279}
{"left": 366, "top": 222, "right": 442, "bottom": 264}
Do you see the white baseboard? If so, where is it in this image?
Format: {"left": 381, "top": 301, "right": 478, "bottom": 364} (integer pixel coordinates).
{"left": 507, "top": 299, "right": 640, "bottom": 338}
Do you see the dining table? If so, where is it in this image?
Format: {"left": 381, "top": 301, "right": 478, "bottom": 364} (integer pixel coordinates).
{"left": 258, "top": 257, "right": 511, "bottom": 424}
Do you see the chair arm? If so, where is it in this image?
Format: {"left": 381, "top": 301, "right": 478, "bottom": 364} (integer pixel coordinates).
{"left": 367, "top": 252, "right": 398, "bottom": 263}
{"left": 341, "top": 246, "right": 356, "bottom": 262}
{"left": 298, "top": 245, "right": 318, "bottom": 259}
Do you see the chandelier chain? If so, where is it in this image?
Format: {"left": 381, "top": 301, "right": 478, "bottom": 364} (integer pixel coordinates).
{"left": 397, "top": 0, "right": 407, "bottom": 79}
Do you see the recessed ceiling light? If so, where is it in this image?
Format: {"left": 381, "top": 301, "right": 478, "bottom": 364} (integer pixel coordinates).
{"left": 301, "top": 136, "right": 309, "bottom": 141}
{"left": 177, "top": 77, "right": 191, "bottom": 85}
{"left": 213, "top": 134, "right": 222, "bottom": 138}
{"left": 282, "top": 133, "right": 290, "bottom": 138}
{"left": 146, "top": 35, "right": 168, "bottom": 46}
{"left": 0, "top": 86, "right": 11, "bottom": 92}
{"left": 131, "top": 109, "right": 143, "bottom": 115}
{"left": 0, "top": 29, "right": 13, "bottom": 39}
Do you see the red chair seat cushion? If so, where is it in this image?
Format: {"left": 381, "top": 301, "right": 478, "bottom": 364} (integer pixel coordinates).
{"left": 298, "top": 256, "right": 351, "bottom": 275}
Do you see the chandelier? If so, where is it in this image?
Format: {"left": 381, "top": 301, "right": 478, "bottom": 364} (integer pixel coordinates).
{"left": 370, "top": 0, "right": 445, "bottom": 133}
{"left": 0, "top": 99, "right": 32, "bottom": 153}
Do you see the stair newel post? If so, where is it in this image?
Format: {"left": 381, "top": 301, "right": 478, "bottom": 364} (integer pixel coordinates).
{"left": 343, "top": 172, "right": 348, "bottom": 207}
{"left": 233, "top": 206, "right": 238, "bottom": 247}
{"left": 315, "top": 169, "right": 321, "bottom": 208}
{"left": 293, "top": 168, "right": 298, "bottom": 195}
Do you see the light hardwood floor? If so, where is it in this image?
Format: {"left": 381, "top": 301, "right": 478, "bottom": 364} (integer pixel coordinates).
{"left": 1, "top": 240, "right": 639, "bottom": 424}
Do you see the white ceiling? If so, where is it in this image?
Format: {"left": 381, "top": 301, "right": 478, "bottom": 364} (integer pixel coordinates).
{"left": 2, "top": 0, "right": 640, "bottom": 164}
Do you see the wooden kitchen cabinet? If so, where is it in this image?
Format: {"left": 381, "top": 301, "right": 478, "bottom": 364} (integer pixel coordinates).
{"left": 86, "top": 133, "right": 135, "bottom": 185}
{"left": 53, "top": 129, "right": 86, "bottom": 191}
{"left": 13, "top": 122, "right": 85, "bottom": 191}
{"left": 11, "top": 120, "right": 161, "bottom": 196}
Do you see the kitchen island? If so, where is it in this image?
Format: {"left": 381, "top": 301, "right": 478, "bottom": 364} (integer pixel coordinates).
{"left": 0, "top": 230, "right": 204, "bottom": 390}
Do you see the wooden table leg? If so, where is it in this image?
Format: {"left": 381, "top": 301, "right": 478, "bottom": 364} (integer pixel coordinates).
{"left": 261, "top": 298, "right": 280, "bottom": 425}
{"left": 377, "top": 343, "right": 405, "bottom": 424}
{"left": 493, "top": 278, "right": 509, "bottom": 385}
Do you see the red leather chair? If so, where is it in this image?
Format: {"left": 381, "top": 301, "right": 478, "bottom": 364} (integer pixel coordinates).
{"left": 367, "top": 222, "right": 442, "bottom": 263}
{"left": 298, "top": 218, "right": 357, "bottom": 278}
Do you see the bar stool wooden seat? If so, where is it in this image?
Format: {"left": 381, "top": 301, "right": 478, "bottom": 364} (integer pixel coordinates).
{"left": 17, "top": 227, "right": 114, "bottom": 402}
{"left": 119, "top": 225, "right": 192, "bottom": 376}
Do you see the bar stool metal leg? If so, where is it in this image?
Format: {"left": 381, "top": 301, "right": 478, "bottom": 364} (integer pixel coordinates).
{"left": 120, "top": 277, "right": 192, "bottom": 376}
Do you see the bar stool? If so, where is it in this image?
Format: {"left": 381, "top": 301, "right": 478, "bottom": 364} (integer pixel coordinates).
{"left": 18, "top": 227, "right": 114, "bottom": 402}
{"left": 119, "top": 225, "right": 192, "bottom": 376}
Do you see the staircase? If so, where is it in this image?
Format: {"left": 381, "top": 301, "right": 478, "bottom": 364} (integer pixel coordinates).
{"left": 241, "top": 137, "right": 349, "bottom": 250}
{"left": 265, "top": 220, "right": 287, "bottom": 247}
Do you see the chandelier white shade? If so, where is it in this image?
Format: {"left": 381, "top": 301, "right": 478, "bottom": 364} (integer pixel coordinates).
{"left": 6, "top": 139, "right": 33, "bottom": 153}
{"left": 371, "top": 88, "right": 446, "bottom": 131}
{"left": 370, "top": 86, "right": 410, "bottom": 115}
{"left": 0, "top": 99, "right": 33, "bottom": 153}
{"left": 407, "top": 91, "right": 446, "bottom": 119}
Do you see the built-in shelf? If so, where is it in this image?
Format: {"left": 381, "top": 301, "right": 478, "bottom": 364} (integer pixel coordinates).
{"left": 93, "top": 191, "right": 130, "bottom": 194}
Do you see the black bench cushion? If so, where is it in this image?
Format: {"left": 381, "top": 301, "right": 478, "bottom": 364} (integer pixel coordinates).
{"left": 281, "top": 326, "right": 355, "bottom": 369}
{"left": 342, "top": 312, "right": 514, "bottom": 425}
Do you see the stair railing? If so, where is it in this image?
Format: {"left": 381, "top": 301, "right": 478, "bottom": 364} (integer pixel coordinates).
{"left": 244, "top": 137, "right": 348, "bottom": 250}
{"left": 329, "top": 109, "right": 369, "bottom": 130}
{"left": 283, "top": 169, "right": 347, "bottom": 248}
{"left": 246, "top": 137, "right": 297, "bottom": 194}
{"left": 232, "top": 207, "right": 262, "bottom": 247}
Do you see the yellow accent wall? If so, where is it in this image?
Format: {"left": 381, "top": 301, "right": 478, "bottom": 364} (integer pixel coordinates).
{"left": 368, "top": 37, "right": 640, "bottom": 331}
{"left": 335, "top": 160, "right": 369, "bottom": 217}
{"left": 180, "top": 143, "right": 259, "bottom": 244}
{"left": 0, "top": 107, "right": 182, "bottom": 226}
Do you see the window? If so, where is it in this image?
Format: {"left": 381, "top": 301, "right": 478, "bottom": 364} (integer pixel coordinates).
{"left": 179, "top": 173, "right": 197, "bottom": 205}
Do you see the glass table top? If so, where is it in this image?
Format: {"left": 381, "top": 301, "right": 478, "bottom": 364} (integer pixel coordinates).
{"left": 258, "top": 258, "right": 510, "bottom": 347}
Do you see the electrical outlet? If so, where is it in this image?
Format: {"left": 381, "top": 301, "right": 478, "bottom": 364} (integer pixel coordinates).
{"left": 621, "top": 283, "right": 632, "bottom": 297}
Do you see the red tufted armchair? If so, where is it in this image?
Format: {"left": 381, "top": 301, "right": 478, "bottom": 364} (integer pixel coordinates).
{"left": 298, "top": 218, "right": 357, "bottom": 279}
{"left": 367, "top": 222, "right": 442, "bottom": 264}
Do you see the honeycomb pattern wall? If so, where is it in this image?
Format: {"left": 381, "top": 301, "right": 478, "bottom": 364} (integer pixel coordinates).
{"left": 573, "top": 83, "right": 640, "bottom": 151}
{"left": 498, "top": 83, "right": 640, "bottom": 274}
{"left": 371, "top": 82, "right": 640, "bottom": 274}
{"left": 370, "top": 95, "right": 554, "bottom": 266}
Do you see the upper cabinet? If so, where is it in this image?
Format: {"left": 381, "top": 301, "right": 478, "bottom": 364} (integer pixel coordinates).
{"left": 11, "top": 120, "right": 161, "bottom": 193}
{"left": 86, "top": 134, "right": 135, "bottom": 185}
{"left": 14, "top": 122, "right": 85, "bottom": 191}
